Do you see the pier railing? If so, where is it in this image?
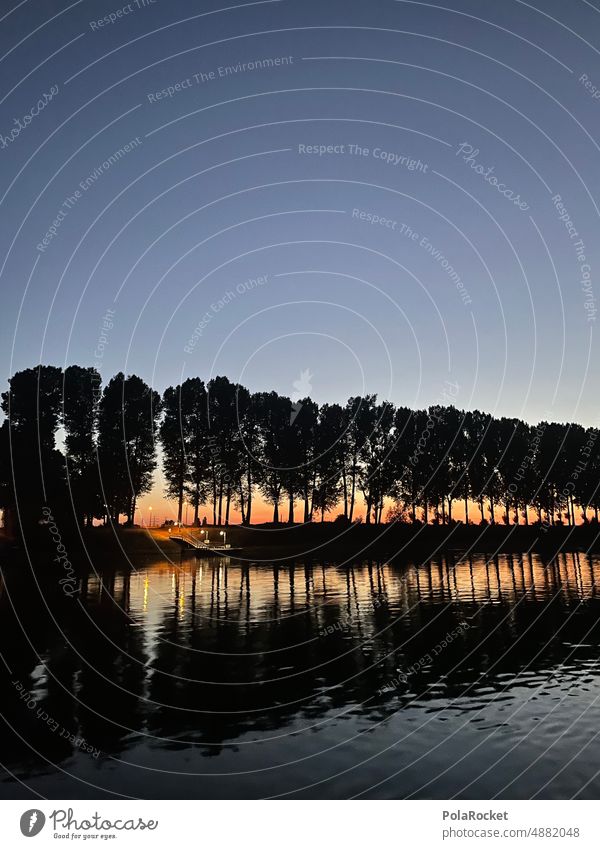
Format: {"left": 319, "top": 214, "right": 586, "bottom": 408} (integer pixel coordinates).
{"left": 169, "top": 530, "right": 232, "bottom": 550}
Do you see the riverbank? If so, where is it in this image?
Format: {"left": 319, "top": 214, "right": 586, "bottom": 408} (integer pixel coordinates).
{"left": 150, "top": 521, "right": 600, "bottom": 562}
{"left": 3, "top": 521, "right": 600, "bottom": 571}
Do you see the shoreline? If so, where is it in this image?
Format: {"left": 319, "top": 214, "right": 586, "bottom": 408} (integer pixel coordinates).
{"left": 3, "top": 522, "right": 600, "bottom": 571}
{"left": 201, "top": 523, "right": 600, "bottom": 562}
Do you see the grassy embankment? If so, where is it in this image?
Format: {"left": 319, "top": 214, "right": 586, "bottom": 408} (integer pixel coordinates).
{"left": 3, "top": 521, "right": 600, "bottom": 572}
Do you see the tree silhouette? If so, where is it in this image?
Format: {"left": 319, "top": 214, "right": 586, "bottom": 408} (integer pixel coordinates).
{"left": 63, "top": 365, "right": 101, "bottom": 528}
{"left": 233, "top": 389, "right": 261, "bottom": 525}
{"left": 3, "top": 362, "right": 600, "bottom": 533}
{"left": 161, "top": 385, "right": 186, "bottom": 526}
{"left": 359, "top": 401, "right": 396, "bottom": 524}
{"left": 313, "top": 403, "right": 344, "bottom": 522}
{"left": 98, "top": 373, "right": 160, "bottom": 525}
{"left": 388, "top": 406, "right": 418, "bottom": 522}
{"left": 343, "top": 395, "right": 376, "bottom": 522}
{"left": 1, "top": 365, "right": 63, "bottom": 528}
{"left": 254, "top": 391, "right": 291, "bottom": 523}
{"left": 183, "top": 378, "right": 210, "bottom": 526}
{"left": 277, "top": 396, "right": 319, "bottom": 524}
{"left": 159, "top": 378, "right": 213, "bottom": 526}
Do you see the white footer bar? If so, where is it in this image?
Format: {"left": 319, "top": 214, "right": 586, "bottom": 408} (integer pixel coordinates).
{"left": 0, "top": 799, "right": 598, "bottom": 847}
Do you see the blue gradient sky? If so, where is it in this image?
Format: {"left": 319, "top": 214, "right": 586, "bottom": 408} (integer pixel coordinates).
{"left": 2, "top": 0, "right": 600, "bottom": 518}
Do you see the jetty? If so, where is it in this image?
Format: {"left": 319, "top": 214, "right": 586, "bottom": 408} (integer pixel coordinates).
{"left": 169, "top": 529, "right": 240, "bottom": 556}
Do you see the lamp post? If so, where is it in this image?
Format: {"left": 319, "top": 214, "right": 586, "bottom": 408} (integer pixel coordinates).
{"left": 148, "top": 506, "right": 153, "bottom": 528}
{"left": 219, "top": 530, "right": 226, "bottom": 547}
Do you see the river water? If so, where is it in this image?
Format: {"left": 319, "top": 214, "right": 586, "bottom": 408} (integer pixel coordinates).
{"left": 1, "top": 552, "right": 600, "bottom": 798}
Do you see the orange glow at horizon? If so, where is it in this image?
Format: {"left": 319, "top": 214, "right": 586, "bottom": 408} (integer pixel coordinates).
{"left": 137, "top": 491, "right": 592, "bottom": 527}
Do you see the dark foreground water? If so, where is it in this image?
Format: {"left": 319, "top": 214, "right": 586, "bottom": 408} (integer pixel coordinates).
{"left": 1, "top": 552, "right": 600, "bottom": 799}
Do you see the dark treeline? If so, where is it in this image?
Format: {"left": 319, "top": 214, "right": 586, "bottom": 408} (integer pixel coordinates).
{"left": 1, "top": 364, "right": 600, "bottom": 534}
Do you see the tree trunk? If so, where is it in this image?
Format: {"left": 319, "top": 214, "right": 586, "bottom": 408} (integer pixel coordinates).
{"left": 303, "top": 483, "right": 310, "bottom": 522}
{"left": 246, "top": 468, "right": 252, "bottom": 525}
{"left": 238, "top": 482, "right": 246, "bottom": 525}
{"left": 225, "top": 487, "right": 231, "bottom": 526}
{"left": 177, "top": 482, "right": 184, "bottom": 525}
{"left": 349, "top": 463, "right": 357, "bottom": 521}
{"left": 464, "top": 494, "right": 469, "bottom": 524}
{"left": 217, "top": 482, "right": 223, "bottom": 526}
{"left": 273, "top": 500, "right": 279, "bottom": 523}
{"left": 212, "top": 474, "right": 217, "bottom": 525}
{"left": 288, "top": 489, "right": 294, "bottom": 524}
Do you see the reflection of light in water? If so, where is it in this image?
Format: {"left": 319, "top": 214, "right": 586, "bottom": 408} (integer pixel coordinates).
{"left": 118, "top": 554, "right": 600, "bottom": 638}
{"left": 194, "top": 566, "right": 203, "bottom": 608}
{"left": 10, "top": 549, "right": 600, "bottom": 803}
{"left": 179, "top": 572, "right": 185, "bottom": 618}
{"left": 388, "top": 554, "right": 600, "bottom": 609}
{"left": 30, "top": 660, "right": 48, "bottom": 699}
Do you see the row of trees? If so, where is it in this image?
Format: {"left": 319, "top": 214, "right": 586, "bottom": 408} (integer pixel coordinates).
{"left": 1, "top": 364, "right": 600, "bottom": 532}
{"left": 0, "top": 365, "right": 160, "bottom": 530}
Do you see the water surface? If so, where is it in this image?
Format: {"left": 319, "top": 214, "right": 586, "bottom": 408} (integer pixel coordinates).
{"left": 2, "top": 552, "right": 600, "bottom": 798}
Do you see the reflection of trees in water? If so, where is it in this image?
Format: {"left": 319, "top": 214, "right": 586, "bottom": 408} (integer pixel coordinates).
{"left": 0, "top": 568, "right": 148, "bottom": 776}
{"left": 130, "top": 554, "right": 600, "bottom": 754}
{"left": 75, "top": 570, "right": 148, "bottom": 755}
{"left": 2, "top": 553, "right": 600, "bottom": 772}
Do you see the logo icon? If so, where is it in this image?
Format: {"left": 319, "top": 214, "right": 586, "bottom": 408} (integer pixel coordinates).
{"left": 290, "top": 368, "right": 313, "bottom": 423}
{"left": 20, "top": 810, "right": 45, "bottom": 837}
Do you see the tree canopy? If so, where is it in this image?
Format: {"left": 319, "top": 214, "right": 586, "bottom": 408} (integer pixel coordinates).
{"left": 1, "top": 363, "right": 599, "bottom": 531}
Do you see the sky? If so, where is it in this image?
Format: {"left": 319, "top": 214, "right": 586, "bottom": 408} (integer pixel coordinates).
{"left": 1, "top": 0, "right": 600, "bottom": 521}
